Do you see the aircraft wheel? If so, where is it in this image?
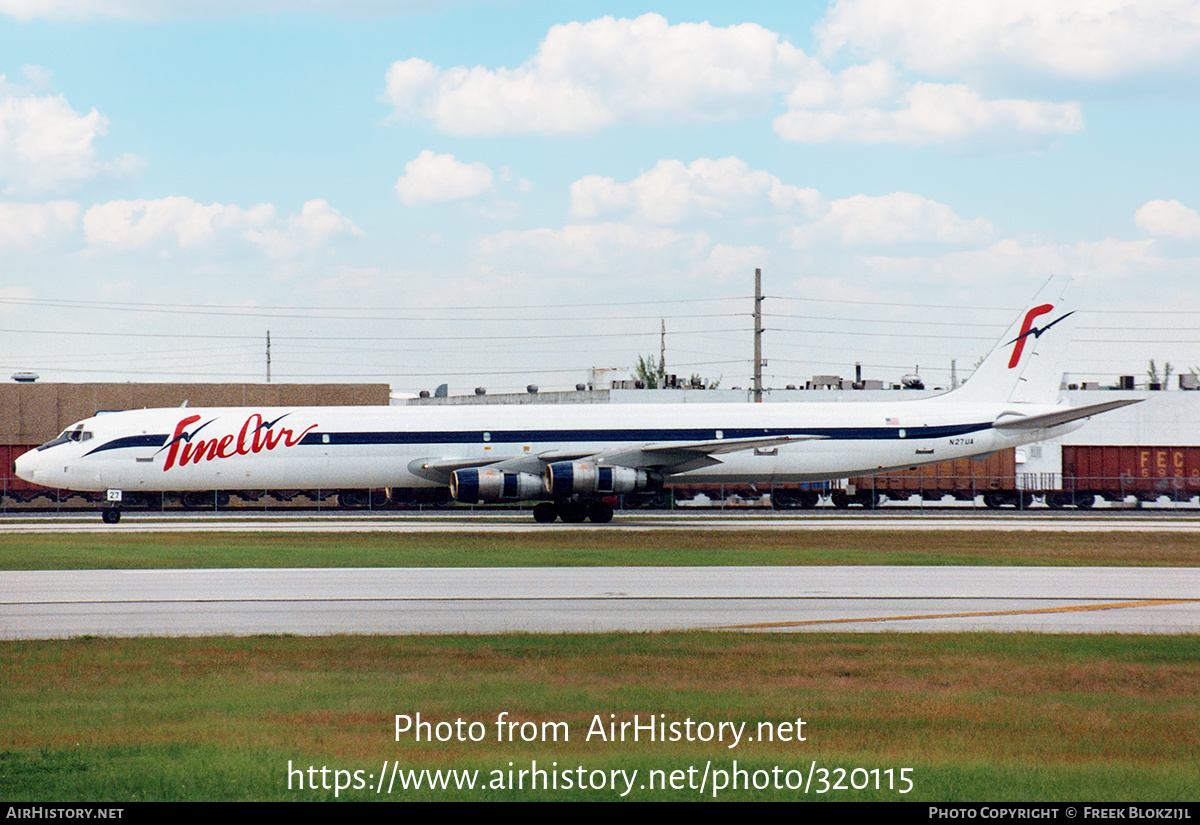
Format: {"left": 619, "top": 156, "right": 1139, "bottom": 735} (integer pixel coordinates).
{"left": 559, "top": 501, "right": 588, "bottom": 523}
{"left": 588, "top": 501, "right": 614, "bottom": 524}
{"left": 102, "top": 509, "right": 121, "bottom": 524}
{"left": 533, "top": 502, "right": 558, "bottom": 523}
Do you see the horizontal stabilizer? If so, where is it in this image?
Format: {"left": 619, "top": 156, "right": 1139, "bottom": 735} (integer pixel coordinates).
{"left": 992, "top": 398, "right": 1142, "bottom": 431}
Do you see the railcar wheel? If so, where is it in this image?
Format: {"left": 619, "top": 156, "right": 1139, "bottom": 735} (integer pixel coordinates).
{"left": 771, "top": 492, "right": 797, "bottom": 510}
{"left": 982, "top": 491, "right": 1006, "bottom": 509}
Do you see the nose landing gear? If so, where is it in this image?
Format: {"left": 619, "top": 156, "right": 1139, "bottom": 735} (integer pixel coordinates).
{"left": 102, "top": 488, "right": 123, "bottom": 524}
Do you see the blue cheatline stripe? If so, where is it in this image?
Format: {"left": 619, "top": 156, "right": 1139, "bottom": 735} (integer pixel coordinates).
{"left": 298, "top": 422, "right": 992, "bottom": 446}
{"left": 85, "top": 434, "right": 169, "bottom": 455}
{"left": 82, "top": 422, "right": 994, "bottom": 455}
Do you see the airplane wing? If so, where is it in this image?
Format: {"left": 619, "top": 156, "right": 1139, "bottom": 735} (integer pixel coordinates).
{"left": 411, "top": 434, "right": 823, "bottom": 483}
{"left": 407, "top": 456, "right": 516, "bottom": 483}
{"left": 584, "top": 434, "right": 824, "bottom": 475}
{"left": 992, "top": 398, "right": 1142, "bottom": 430}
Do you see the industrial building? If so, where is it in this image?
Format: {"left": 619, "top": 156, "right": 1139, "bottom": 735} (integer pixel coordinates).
{"left": 2, "top": 377, "right": 1196, "bottom": 510}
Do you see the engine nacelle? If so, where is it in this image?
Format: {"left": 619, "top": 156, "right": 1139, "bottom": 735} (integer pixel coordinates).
{"left": 450, "top": 468, "right": 544, "bottom": 503}
{"left": 543, "top": 462, "right": 658, "bottom": 498}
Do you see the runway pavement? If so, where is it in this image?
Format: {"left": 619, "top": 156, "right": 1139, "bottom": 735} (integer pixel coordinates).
{"left": 3, "top": 566, "right": 1197, "bottom": 638}
{"left": 3, "top": 510, "right": 1200, "bottom": 532}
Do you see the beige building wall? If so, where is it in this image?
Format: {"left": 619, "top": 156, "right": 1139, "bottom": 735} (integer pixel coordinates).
{"left": 0, "top": 383, "right": 390, "bottom": 446}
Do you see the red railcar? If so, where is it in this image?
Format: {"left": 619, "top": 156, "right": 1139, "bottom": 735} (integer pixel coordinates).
{"left": 848, "top": 450, "right": 1016, "bottom": 495}
{"left": 0, "top": 444, "right": 48, "bottom": 500}
{"left": 1062, "top": 445, "right": 1200, "bottom": 499}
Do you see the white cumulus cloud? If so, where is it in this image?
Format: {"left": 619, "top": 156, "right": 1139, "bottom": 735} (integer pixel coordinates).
{"left": 82, "top": 196, "right": 361, "bottom": 257}
{"left": 774, "top": 63, "right": 1083, "bottom": 147}
{"left": 787, "top": 192, "right": 997, "bottom": 247}
{"left": 394, "top": 150, "right": 494, "bottom": 205}
{"left": 246, "top": 198, "right": 364, "bottom": 258}
{"left": 0, "top": 82, "right": 114, "bottom": 194}
{"left": 1135, "top": 199, "right": 1200, "bottom": 239}
{"left": 83, "top": 197, "right": 275, "bottom": 250}
{"left": 385, "top": 13, "right": 815, "bottom": 134}
{"left": 818, "top": 0, "right": 1200, "bottom": 82}
{"left": 0, "top": 200, "right": 79, "bottom": 246}
{"left": 570, "top": 156, "right": 823, "bottom": 224}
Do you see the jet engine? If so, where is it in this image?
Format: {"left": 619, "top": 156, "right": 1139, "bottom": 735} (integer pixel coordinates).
{"left": 450, "top": 468, "right": 543, "bottom": 503}
{"left": 543, "top": 462, "right": 658, "bottom": 498}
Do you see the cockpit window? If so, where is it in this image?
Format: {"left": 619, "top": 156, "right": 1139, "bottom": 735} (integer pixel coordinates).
{"left": 35, "top": 426, "right": 93, "bottom": 451}
{"left": 36, "top": 436, "right": 71, "bottom": 451}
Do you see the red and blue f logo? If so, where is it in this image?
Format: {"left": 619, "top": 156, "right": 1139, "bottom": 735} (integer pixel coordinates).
{"left": 1006, "top": 304, "right": 1074, "bottom": 369}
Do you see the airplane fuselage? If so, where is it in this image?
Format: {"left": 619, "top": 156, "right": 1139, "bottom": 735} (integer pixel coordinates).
{"left": 14, "top": 398, "right": 1080, "bottom": 494}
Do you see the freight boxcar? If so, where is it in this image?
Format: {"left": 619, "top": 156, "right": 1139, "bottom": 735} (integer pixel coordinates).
{"left": 844, "top": 450, "right": 1018, "bottom": 507}
{"left": 1, "top": 444, "right": 51, "bottom": 502}
{"left": 839, "top": 445, "right": 1200, "bottom": 508}
{"left": 1060, "top": 445, "right": 1200, "bottom": 504}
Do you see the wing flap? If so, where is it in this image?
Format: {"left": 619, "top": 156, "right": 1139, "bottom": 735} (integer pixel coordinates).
{"left": 412, "top": 434, "right": 823, "bottom": 482}
{"left": 641, "top": 433, "right": 821, "bottom": 456}
{"left": 591, "top": 434, "right": 822, "bottom": 474}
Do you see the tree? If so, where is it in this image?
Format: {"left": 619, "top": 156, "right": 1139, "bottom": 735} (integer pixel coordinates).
{"left": 634, "top": 354, "right": 665, "bottom": 389}
{"left": 1147, "top": 360, "right": 1173, "bottom": 390}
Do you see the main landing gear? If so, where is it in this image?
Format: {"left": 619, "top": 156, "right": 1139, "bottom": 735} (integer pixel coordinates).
{"left": 532, "top": 500, "right": 614, "bottom": 524}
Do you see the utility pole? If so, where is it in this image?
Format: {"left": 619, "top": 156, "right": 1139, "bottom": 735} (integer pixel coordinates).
{"left": 266, "top": 330, "right": 271, "bottom": 383}
{"left": 660, "top": 318, "right": 666, "bottom": 373}
{"left": 753, "top": 268, "right": 763, "bottom": 402}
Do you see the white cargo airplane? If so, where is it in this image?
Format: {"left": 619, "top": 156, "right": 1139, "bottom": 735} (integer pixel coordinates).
{"left": 15, "top": 276, "right": 1137, "bottom": 523}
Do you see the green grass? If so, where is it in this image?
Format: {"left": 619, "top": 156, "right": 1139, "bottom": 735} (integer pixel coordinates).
{"left": 2, "top": 529, "right": 1199, "bottom": 569}
{"left": 2, "top": 633, "right": 1198, "bottom": 801}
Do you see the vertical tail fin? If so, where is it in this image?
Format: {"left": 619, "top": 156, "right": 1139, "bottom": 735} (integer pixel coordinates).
{"left": 945, "top": 275, "right": 1077, "bottom": 405}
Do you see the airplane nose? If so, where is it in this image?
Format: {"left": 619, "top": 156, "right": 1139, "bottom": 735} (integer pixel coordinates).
{"left": 13, "top": 449, "right": 38, "bottom": 483}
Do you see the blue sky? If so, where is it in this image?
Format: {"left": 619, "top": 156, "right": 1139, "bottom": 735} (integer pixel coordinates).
{"left": 2, "top": 0, "right": 1199, "bottom": 393}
